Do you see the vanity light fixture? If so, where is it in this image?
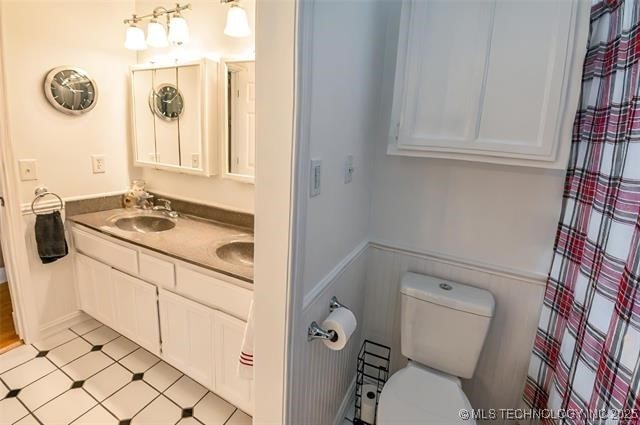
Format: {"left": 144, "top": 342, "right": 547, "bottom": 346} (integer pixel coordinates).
{"left": 124, "top": 16, "right": 147, "bottom": 50}
{"left": 168, "top": 12, "right": 190, "bottom": 45}
{"left": 123, "top": 3, "right": 191, "bottom": 51}
{"left": 147, "top": 19, "right": 169, "bottom": 48}
{"left": 222, "top": 0, "right": 251, "bottom": 38}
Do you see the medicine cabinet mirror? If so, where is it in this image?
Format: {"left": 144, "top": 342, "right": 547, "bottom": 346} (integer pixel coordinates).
{"left": 130, "top": 59, "right": 218, "bottom": 176}
{"left": 220, "top": 57, "right": 255, "bottom": 183}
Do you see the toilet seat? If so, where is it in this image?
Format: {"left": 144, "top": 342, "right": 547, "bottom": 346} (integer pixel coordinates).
{"left": 377, "top": 363, "right": 476, "bottom": 425}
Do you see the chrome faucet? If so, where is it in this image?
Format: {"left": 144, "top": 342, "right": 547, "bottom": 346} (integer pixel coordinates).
{"left": 152, "top": 198, "right": 178, "bottom": 218}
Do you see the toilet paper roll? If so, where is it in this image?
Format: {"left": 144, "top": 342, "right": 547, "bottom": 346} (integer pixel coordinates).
{"left": 321, "top": 307, "right": 357, "bottom": 351}
{"left": 360, "top": 384, "right": 378, "bottom": 424}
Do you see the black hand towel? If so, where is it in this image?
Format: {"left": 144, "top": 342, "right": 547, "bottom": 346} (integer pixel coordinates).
{"left": 35, "top": 211, "right": 68, "bottom": 264}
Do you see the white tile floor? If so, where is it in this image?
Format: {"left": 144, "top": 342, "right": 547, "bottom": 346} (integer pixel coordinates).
{"left": 0, "top": 318, "right": 251, "bottom": 425}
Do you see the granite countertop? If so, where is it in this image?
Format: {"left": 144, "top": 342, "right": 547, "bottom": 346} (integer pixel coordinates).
{"left": 68, "top": 208, "right": 254, "bottom": 283}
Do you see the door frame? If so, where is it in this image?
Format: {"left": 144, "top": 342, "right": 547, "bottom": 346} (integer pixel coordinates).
{"left": 253, "top": 0, "right": 298, "bottom": 423}
{"left": 0, "top": 5, "right": 39, "bottom": 344}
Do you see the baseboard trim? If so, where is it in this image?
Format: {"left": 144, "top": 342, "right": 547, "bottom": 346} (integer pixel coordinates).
{"left": 370, "top": 241, "right": 547, "bottom": 286}
{"left": 38, "top": 310, "right": 89, "bottom": 341}
{"left": 0, "top": 267, "right": 6, "bottom": 283}
{"left": 333, "top": 375, "right": 356, "bottom": 425}
{"left": 303, "top": 240, "right": 369, "bottom": 311}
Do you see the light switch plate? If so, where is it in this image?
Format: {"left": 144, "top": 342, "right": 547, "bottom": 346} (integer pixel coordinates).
{"left": 91, "top": 155, "right": 106, "bottom": 174}
{"left": 310, "top": 159, "right": 321, "bottom": 197}
{"left": 18, "top": 159, "right": 37, "bottom": 181}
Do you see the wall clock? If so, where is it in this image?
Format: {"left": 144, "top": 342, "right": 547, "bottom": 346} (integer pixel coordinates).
{"left": 44, "top": 66, "right": 98, "bottom": 115}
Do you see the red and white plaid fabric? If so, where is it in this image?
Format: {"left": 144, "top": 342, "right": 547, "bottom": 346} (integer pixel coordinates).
{"left": 522, "top": 1, "right": 640, "bottom": 424}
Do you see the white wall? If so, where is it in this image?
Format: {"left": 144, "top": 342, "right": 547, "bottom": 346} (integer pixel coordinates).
{"left": 290, "top": 1, "right": 387, "bottom": 423}
{"left": 2, "top": 1, "right": 135, "bottom": 204}
{"left": 0, "top": 0, "right": 136, "bottom": 335}
{"left": 370, "top": 1, "right": 566, "bottom": 278}
{"left": 301, "top": 0, "right": 384, "bottom": 295}
{"left": 134, "top": 0, "right": 255, "bottom": 213}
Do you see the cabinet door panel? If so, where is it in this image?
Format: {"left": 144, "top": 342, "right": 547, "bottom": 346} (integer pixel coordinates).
{"left": 213, "top": 311, "right": 253, "bottom": 414}
{"left": 153, "top": 67, "right": 180, "bottom": 166}
{"left": 74, "top": 253, "right": 100, "bottom": 317}
{"left": 402, "top": 0, "right": 493, "bottom": 143}
{"left": 112, "top": 269, "right": 160, "bottom": 355}
{"left": 74, "top": 253, "right": 115, "bottom": 327}
{"left": 177, "top": 64, "right": 203, "bottom": 170}
{"left": 159, "top": 289, "right": 214, "bottom": 389}
{"left": 132, "top": 69, "right": 157, "bottom": 163}
{"left": 478, "top": 0, "right": 573, "bottom": 154}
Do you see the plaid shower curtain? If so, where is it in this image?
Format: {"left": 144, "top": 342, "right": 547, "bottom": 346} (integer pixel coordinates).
{"left": 522, "top": 1, "right": 640, "bottom": 424}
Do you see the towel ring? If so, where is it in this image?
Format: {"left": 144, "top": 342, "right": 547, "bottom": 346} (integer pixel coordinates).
{"left": 31, "top": 187, "right": 64, "bottom": 216}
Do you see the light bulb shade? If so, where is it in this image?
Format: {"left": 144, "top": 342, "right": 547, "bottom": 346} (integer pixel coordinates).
{"left": 168, "top": 16, "right": 190, "bottom": 45}
{"left": 224, "top": 5, "right": 251, "bottom": 38}
{"left": 124, "top": 25, "right": 147, "bottom": 50}
{"left": 147, "top": 21, "right": 168, "bottom": 48}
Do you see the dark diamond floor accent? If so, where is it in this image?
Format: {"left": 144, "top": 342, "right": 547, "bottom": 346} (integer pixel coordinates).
{"left": 131, "top": 373, "right": 144, "bottom": 381}
{"left": 119, "top": 420, "right": 131, "bottom": 425}
{"left": 6, "top": 389, "right": 21, "bottom": 398}
{"left": 35, "top": 351, "right": 49, "bottom": 358}
{"left": 71, "top": 380, "right": 85, "bottom": 389}
{"left": 181, "top": 408, "right": 193, "bottom": 418}
{"left": 91, "top": 345, "right": 103, "bottom": 352}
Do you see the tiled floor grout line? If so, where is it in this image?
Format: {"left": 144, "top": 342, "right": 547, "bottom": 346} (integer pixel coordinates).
{"left": 2, "top": 322, "right": 249, "bottom": 425}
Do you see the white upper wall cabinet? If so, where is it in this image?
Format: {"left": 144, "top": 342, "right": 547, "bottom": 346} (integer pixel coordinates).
{"left": 130, "top": 59, "right": 218, "bottom": 176}
{"left": 388, "top": 0, "right": 590, "bottom": 168}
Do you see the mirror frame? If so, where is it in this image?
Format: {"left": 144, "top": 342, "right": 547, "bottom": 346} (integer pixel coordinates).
{"left": 129, "top": 59, "right": 218, "bottom": 177}
{"left": 219, "top": 55, "right": 256, "bottom": 184}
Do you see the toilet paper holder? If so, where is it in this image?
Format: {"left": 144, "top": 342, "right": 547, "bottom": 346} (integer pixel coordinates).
{"left": 307, "top": 296, "right": 348, "bottom": 342}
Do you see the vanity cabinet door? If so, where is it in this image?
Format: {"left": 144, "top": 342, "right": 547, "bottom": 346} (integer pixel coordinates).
{"left": 158, "top": 289, "right": 214, "bottom": 389}
{"left": 74, "top": 253, "right": 116, "bottom": 328}
{"left": 111, "top": 269, "right": 160, "bottom": 355}
{"left": 213, "top": 311, "right": 253, "bottom": 414}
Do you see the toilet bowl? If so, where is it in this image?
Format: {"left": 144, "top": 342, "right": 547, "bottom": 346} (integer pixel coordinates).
{"left": 377, "top": 362, "right": 475, "bottom": 425}
{"left": 376, "top": 272, "right": 494, "bottom": 425}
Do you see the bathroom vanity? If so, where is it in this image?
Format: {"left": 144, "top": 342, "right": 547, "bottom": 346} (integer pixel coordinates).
{"left": 67, "top": 208, "right": 254, "bottom": 414}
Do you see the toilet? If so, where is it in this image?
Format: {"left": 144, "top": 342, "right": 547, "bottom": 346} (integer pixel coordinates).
{"left": 377, "top": 272, "right": 495, "bottom": 425}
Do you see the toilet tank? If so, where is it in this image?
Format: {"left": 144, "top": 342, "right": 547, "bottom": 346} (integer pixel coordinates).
{"left": 400, "top": 272, "right": 495, "bottom": 379}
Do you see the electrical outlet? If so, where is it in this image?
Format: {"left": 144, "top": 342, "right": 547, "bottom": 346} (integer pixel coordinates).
{"left": 192, "top": 153, "right": 200, "bottom": 169}
{"left": 310, "top": 159, "right": 321, "bottom": 197}
{"left": 344, "top": 155, "right": 354, "bottom": 184}
{"left": 18, "top": 159, "right": 38, "bottom": 181}
{"left": 91, "top": 155, "right": 106, "bottom": 174}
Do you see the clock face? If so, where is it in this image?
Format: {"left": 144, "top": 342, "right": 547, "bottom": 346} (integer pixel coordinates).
{"left": 150, "top": 84, "right": 184, "bottom": 121}
{"left": 44, "top": 67, "right": 97, "bottom": 114}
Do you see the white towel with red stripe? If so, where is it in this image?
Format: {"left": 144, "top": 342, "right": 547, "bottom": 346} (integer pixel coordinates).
{"left": 238, "top": 299, "right": 254, "bottom": 380}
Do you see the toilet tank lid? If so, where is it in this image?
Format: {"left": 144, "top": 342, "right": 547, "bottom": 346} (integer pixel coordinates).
{"left": 400, "top": 272, "right": 495, "bottom": 317}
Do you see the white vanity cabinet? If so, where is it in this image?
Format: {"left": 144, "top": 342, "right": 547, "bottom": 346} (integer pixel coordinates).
{"left": 159, "top": 288, "right": 214, "bottom": 389}
{"left": 71, "top": 225, "right": 253, "bottom": 414}
{"left": 388, "top": 0, "right": 590, "bottom": 168}
{"left": 74, "top": 253, "right": 160, "bottom": 355}
{"left": 111, "top": 269, "right": 161, "bottom": 355}
{"left": 74, "top": 253, "right": 116, "bottom": 328}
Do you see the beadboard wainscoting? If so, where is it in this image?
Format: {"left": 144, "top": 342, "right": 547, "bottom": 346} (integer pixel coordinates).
{"left": 363, "top": 243, "right": 546, "bottom": 425}
{"left": 290, "top": 245, "right": 369, "bottom": 425}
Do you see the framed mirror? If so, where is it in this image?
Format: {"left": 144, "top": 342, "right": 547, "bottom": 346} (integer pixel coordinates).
{"left": 220, "top": 56, "right": 255, "bottom": 183}
{"left": 130, "top": 59, "right": 218, "bottom": 176}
